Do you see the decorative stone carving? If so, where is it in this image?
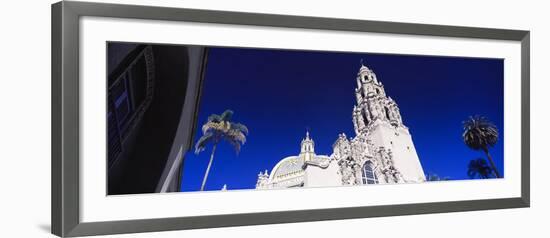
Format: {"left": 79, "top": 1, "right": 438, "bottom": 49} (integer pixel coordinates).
{"left": 350, "top": 134, "right": 372, "bottom": 161}
{"left": 355, "top": 88, "right": 363, "bottom": 104}
{"left": 332, "top": 133, "right": 351, "bottom": 161}
{"left": 338, "top": 157, "right": 359, "bottom": 185}
{"left": 256, "top": 170, "right": 270, "bottom": 189}
{"left": 352, "top": 118, "right": 359, "bottom": 135}
{"left": 370, "top": 148, "right": 406, "bottom": 184}
{"left": 356, "top": 110, "right": 366, "bottom": 129}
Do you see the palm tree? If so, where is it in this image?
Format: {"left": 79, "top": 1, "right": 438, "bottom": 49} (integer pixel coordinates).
{"left": 467, "top": 158, "right": 494, "bottom": 179}
{"left": 195, "top": 110, "right": 248, "bottom": 191}
{"left": 462, "top": 115, "right": 501, "bottom": 178}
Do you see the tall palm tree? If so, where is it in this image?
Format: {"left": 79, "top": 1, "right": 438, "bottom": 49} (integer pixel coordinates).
{"left": 195, "top": 110, "right": 248, "bottom": 191}
{"left": 467, "top": 158, "right": 494, "bottom": 179}
{"left": 462, "top": 115, "right": 501, "bottom": 178}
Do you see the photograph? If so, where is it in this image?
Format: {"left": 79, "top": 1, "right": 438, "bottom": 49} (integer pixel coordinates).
{"left": 106, "top": 42, "right": 504, "bottom": 195}
{"left": 46, "top": 2, "right": 534, "bottom": 237}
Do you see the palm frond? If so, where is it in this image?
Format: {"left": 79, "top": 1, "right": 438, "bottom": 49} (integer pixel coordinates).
{"left": 467, "top": 169, "right": 477, "bottom": 179}
{"left": 207, "top": 113, "right": 222, "bottom": 123}
{"left": 195, "top": 133, "right": 214, "bottom": 154}
{"left": 202, "top": 121, "right": 225, "bottom": 134}
{"left": 227, "top": 129, "right": 246, "bottom": 144}
{"left": 462, "top": 115, "right": 499, "bottom": 151}
{"left": 231, "top": 122, "right": 249, "bottom": 135}
{"left": 195, "top": 110, "right": 247, "bottom": 156}
{"left": 220, "top": 110, "right": 234, "bottom": 121}
{"left": 467, "top": 158, "right": 493, "bottom": 179}
{"left": 224, "top": 136, "right": 242, "bottom": 154}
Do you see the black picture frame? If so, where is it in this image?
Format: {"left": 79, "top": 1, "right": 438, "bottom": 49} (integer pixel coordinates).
{"left": 51, "top": 1, "right": 530, "bottom": 237}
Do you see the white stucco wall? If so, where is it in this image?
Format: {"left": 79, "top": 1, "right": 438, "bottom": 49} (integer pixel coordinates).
{"left": 303, "top": 162, "right": 341, "bottom": 187}
{"left": 369, "top": 122, "right": 426, "bottom": 182}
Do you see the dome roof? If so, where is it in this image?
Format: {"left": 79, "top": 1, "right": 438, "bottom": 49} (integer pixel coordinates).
{"left": 270, "top": 156, "right": 304, "bottom": 180}
{"left": 269, "top": 154, "right": 332, "bottom": 180}
{"left": 267, "top": 131, "right": 330, "bottom": 181}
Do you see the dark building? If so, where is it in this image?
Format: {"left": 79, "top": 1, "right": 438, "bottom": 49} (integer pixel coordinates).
{"left": 107, "top": 43, "right": 206, "bottom": 195}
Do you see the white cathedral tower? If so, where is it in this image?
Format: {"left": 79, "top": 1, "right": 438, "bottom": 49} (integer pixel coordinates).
{"left": 256, "top": 63, "right": 425, "bottom": 190}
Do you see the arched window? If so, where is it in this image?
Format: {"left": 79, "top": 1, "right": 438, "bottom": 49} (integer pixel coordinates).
{"left": 362, "top": 161, "right": 378, "bottom": 184}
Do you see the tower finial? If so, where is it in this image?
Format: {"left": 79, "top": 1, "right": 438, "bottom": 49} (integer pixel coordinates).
{"left": 360, "top": 58, "right": 365, "bottom": 66}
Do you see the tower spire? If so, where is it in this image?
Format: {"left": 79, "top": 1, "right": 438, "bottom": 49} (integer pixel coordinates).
{"left": 301, "top": 128, "right": 315, "bottom": 157}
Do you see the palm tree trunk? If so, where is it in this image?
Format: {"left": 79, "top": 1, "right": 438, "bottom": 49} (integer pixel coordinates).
{"left": 200, "top": 144, "right": 218, "bottom": 191}
{"left": 483, "top": 147, "right": 501, "bottom": 178}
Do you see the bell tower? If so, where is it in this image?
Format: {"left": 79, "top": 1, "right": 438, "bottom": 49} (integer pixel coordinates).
{"left": 300, "top": 131, "right": 315, "bottom": 162}
{"left": 353, "top": 63, "right": 406, "bottom": 134}
{"left": 352, "top": 62, "right": 425, "bottom": 182}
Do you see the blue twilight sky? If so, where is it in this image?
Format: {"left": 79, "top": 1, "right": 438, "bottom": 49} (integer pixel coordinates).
{"left": 180, "top": 47, "right": 504, "bottom": 192}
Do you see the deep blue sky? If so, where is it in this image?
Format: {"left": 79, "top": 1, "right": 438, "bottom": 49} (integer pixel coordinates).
{"left": 180, "top": 47, "right": 504, "bottom": 192}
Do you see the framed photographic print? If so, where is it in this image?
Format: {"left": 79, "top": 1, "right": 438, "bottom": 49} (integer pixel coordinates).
{"left": 51, "top": 1, "right": 530, "bottom": 237}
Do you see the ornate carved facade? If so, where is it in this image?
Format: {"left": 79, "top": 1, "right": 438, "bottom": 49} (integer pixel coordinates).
{"left": 256, "top": 64, "right": 425, "bottom": 190}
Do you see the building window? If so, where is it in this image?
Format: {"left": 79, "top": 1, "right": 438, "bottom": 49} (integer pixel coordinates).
{"left": 362, "top": 161, "right": 378, "bottom": 184}
{"left": 107, "top": 46, "right": 155, "bottom": 167}
{"left": 110, "top": 73, "right": 133, "bottom": 133}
